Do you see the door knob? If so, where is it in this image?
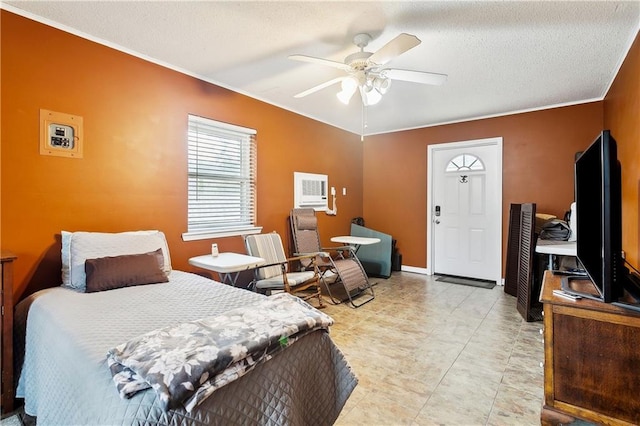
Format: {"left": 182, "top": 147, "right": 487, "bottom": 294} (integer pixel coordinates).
{"left": 435, "top": 219, "right": 441, "bottom": 224}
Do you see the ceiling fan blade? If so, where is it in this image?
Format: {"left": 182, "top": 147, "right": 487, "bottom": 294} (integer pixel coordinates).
{"left": 368, "top": 33, "right": 421, "bottom": 65}
{"left": 288, "top": 54, "right": 351, "bottom": 71}
{"left": 293, "top": 77, "right": 345, "bottom": 98}
{"left": 383, "top": 69, "right": 448, "bottom": 86}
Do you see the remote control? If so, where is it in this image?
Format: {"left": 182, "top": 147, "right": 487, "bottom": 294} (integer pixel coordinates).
{"left": 552, "top": 270, "right": 588, "bottom": 277}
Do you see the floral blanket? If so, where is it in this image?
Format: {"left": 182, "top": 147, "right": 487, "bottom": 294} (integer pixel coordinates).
{"left": 106, "top": 293, "right": 334, "bottom": 412}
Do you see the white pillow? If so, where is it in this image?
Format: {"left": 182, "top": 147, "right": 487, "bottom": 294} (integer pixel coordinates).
{"left": 61, "top": 230, "right": 172, "bottom": 292}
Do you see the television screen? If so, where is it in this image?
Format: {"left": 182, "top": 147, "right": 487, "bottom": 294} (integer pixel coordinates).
{"left": 574, "top": 130, "right": 623, "bottom": 302}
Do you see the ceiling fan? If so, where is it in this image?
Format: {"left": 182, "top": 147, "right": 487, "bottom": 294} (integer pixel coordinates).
{"left": 289, "top": 32, "right": 447, "bottom": 106}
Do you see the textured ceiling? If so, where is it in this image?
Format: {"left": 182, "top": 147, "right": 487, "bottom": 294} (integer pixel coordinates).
{"left": 4, "top": 1, "right": 640, "bottom": 136}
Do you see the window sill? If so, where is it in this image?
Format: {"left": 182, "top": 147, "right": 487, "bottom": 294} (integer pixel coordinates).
{"left": 182, "top": 226, "right": 263, "bottom": 241}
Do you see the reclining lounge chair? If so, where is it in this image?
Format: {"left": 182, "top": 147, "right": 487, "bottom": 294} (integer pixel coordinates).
{"left": 289, "top": 208, "right": 374, "bottom": 308}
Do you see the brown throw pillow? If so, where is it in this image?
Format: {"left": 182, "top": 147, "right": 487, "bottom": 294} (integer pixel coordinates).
{"left": 85, "top": 248, "right": 168, "bottom": 293}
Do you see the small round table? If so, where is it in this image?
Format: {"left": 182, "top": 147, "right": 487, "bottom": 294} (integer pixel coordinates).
{"left": 330, "top": 236, "right": 381, "bottom": 254}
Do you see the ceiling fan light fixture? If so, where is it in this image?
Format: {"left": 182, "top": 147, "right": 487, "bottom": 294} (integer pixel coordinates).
{"left": 290, "top": 31, "right": 448, "bottom": 111}
{"left": 337, "top": 89, "right": 355, "bottom": 105}
{"left": 360, "top": 85, "right": 382, "bottom": 106}
{"left": 341, "top": 75, "right": 359, "bottom": 92}
{"left": 372, "top": 76, "right": 391, "bottom": 94}
{"left": 337, "top": 76, "right": 358, "bottom": 104}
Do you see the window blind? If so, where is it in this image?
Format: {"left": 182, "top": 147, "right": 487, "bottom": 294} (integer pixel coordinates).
{"left": 185, "top": 115, "right": 258, "bottom": 239}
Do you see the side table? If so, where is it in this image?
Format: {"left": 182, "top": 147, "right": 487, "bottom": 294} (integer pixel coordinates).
{"left": 189, "top": 252, "right": 265, "bottom": 287}
{"left": 330, "top": 235, "right": 381, "bottom": 254}
{"left": 535, "top": 239, "right": 577, "bottom": 270}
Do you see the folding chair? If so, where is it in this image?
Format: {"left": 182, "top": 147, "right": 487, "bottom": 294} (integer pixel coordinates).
{"left": 245, "top": 232, "right": 324, "bottom": 308}
{"left": 289, "top": 208, "right": 374, "bottom": 308}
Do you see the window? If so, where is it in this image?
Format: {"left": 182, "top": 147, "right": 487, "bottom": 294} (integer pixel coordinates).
{"left": 182, "top": 115, "right": 261, "bottom": 241}
{"left": 445, "top": 154, "right": 485, "bottom": 172}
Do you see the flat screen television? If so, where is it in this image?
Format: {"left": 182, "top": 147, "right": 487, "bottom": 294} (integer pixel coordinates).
{"left": 573, "top": 130, "right": 624, "bottom": 302}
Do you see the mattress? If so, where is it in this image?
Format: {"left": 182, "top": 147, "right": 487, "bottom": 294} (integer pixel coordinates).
{"left": 15, "top": 271, "right": 357, "bottom": 425}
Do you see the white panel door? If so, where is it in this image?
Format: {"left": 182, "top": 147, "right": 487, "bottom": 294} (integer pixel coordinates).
{"left": 431, "top": 142, "right": 500, "bottom": 281}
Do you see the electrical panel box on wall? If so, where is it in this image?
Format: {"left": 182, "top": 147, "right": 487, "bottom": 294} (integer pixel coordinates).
{"left": 40, "top": 109, "right": 83, "bottom": 158}
{"left": 48, "top": 123, "right": 75, "bottom": 149}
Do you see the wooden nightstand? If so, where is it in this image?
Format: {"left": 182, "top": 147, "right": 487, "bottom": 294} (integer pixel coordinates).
{"left": 1, "top": 251, "right": 17, "bottom": 415}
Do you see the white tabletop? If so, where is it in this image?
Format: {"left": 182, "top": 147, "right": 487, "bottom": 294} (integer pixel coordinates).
{"left": 535, "top": 239, "right": 577, "bottom": 256}
{"left": 188, "top": 252, "right": 265, "bottom": 273}
{"left": 330, "top": 236, "right": 381, "bottom": 246}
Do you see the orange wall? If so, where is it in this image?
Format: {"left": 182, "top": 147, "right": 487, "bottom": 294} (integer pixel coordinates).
{"left": 604, "top": 31, "right": 640, "bottom": 268}
{"left": 362, "top": 103, "right": 604, "bottom": 270}
{"left": 2, "top": 11, "right": 637, "bottom": 299}
{"left": 0, "top": 11, "right": 363, "bottom": 300}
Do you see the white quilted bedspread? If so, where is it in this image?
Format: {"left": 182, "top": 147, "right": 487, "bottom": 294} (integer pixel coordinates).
{"left": 15, "top": 271, "right": 357, "bottom": 425}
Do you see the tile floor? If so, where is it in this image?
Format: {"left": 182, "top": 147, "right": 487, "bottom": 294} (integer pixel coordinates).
{"left": 325, "top": 271, "right": 544, "bottom": 426}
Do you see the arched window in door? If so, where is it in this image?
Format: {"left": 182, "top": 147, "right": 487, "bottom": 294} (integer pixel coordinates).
{"left": 445, "top": 153, "right": 485, "bottom": 172}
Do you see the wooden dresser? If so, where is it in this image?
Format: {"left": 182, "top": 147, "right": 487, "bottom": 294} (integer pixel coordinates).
{"left": 540, "top": 271, "right": 640, "bottom": 425}
{"left": 1, "top": 251, "right": 16, "bottom": 415}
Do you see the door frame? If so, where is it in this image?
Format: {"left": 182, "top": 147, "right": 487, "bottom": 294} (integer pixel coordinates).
{"left": 426, "top": 137, "right": 503, "bottom": 282}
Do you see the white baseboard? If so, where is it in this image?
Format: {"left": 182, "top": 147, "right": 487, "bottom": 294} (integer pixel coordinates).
{"left": 400, "top": 265, "right": 429, "bottom": 275}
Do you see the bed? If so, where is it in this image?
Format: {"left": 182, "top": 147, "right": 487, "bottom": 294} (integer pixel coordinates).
{"left": 14, "top": 230, "right": 357, "bottom": 425}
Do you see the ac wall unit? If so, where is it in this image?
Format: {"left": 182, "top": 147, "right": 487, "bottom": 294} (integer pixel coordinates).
{"left": 294, "top": 172, "right": 328, "bottom": 211}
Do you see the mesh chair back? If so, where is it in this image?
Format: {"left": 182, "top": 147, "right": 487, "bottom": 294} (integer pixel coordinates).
{"left": 290, "top": 208, "right": 323, "bottom": 255}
